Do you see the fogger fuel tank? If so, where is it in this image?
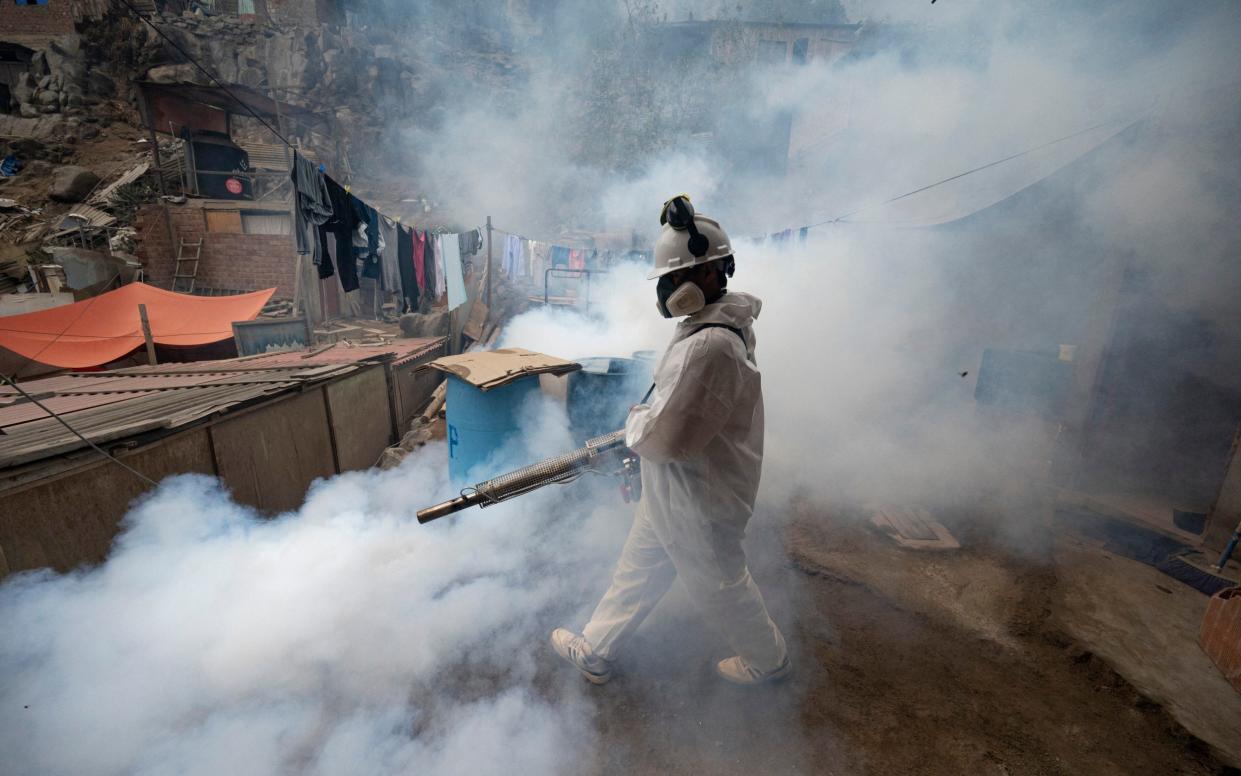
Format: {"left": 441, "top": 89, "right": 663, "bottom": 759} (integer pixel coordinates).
{"left": 446, "top": 374, "right": 540, "bottom": 482}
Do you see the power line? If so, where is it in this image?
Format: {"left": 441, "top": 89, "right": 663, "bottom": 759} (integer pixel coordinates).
{"left": 0, "top": 372, "right": 158, "bottom": 487}
{"left": 5, "top": 270, "right": 122, "bottom": 381}
{"left": 800, "top": 117, "right": 1137, "bottom": 231}
{"left": 112, "top": 0, "right": 294, "bottom": 149}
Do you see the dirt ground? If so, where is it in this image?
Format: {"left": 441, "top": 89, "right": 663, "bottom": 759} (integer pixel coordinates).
{"left": 535, "top": 504, "right": 1238, "bottom": 775}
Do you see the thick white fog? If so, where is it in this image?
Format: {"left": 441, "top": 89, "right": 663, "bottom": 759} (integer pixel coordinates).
{"left": 3, "top": 1, "right": 1241, "bottom": 773}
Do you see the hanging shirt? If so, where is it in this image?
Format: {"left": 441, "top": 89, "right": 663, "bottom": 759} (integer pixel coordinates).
{"left": 502, "top": 234, "right": 521, "bottom": 277}
{"left": 379, "top": 216, "right": 401, "bottom": 294}
{"left": 568, "top": 249, "right": 585, "bottom": 270}
{"left": 550, "top": 245, "right": 570, "bottom": 268}
{"left": 290, "top": 150, "right": 332, "bottom": 268}
{"left": 350, "top": 196, "right": 381, "bottom": 281}
{"left": 459, "top": 228, "right": 483, "bottom": 257}
{"left": 319, "top": 176, "right": 358, "bottom": 290}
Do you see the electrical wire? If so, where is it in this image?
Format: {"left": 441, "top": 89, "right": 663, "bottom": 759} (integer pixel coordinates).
{"left": 4, "top": 270, "right": 122, "bottom": 381}
{"left": 112, "top": 0, "right": 294, "bottom": 149}
{"left": 799, "top": 117, "right": 1137, "bottom": 231}
{"left": 0, "top": 372, "right": 158, "bottom": 487}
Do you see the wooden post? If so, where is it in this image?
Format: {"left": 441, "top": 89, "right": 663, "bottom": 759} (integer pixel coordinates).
{"left": 138, "top": 304, "right": 157, "bottom": 366}
{"left": 485, "top": 215, "right": 493, "bottom": 309}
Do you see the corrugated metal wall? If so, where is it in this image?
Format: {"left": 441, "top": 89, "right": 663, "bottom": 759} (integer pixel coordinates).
{"left": 0, "top": 360, "right": 438, "bottom": 579}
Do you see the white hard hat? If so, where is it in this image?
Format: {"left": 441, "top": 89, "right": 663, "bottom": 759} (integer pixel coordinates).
{"left": 649, "top": 199, "right": 733, "bottom": 280}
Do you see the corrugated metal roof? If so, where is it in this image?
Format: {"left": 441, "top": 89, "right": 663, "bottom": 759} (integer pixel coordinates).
{"left": 0, "top": 338, "right": 443, "bottom": 469}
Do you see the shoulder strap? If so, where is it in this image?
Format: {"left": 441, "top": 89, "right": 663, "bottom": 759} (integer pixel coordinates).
{"left": 639, "top": 323, "right": 753, "bottom": 403}
{"left": 691, "top": 323, "right": 747, "bottom": 347}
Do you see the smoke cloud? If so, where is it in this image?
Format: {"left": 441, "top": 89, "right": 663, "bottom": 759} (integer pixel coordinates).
{"left": 4, "top": 1, "right": 1241, "bottom": 773}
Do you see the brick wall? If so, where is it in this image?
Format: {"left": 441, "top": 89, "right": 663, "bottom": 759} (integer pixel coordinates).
{"left": 136, "top": 204, "right": 298, "bottom": 300}
{"left": 0, "top": 1, "right": 76, "bottom": 37}
{"left": 264, "top": 0, "right": 342, "bottom": 27}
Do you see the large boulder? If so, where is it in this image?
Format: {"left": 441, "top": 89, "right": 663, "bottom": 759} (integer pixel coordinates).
{"left": 48, "top": 166, "right": 99, "bottom": 203}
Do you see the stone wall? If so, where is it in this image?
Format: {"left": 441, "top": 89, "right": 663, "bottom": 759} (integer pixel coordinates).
{"left": 136, "top": 203, "right": 298, "bottom": 299}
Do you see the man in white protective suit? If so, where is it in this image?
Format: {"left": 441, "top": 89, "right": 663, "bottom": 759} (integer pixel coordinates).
{"left": 551, "top": 195, "right": 789, "bottom": 686}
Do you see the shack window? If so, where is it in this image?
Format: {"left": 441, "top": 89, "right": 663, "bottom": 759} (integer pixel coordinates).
{"left": 205, "top": 210, "right": 243, "bottom": 234}
{"left": 757, "top": 39, "right": 788, "bottom": 65}
{"left": 241, "top": 212, "right": 292, "bottom": 235}
{"left": 792, "top": 38, "right": 810, "bottom": 65}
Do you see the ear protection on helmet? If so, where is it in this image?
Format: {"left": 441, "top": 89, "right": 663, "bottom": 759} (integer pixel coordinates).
{"left": 660, "top": 194, "right": 708, "bottom": 258}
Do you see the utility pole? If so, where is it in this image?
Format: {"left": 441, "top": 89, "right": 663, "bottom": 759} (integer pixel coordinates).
{"left": 485, "top": 215, "right": 493, "bottom": 309}
{"left": 138, "top": 304, "right": 157, "bottom": 366}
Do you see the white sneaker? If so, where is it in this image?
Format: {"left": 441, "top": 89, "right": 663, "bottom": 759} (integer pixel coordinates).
{"left": 550, "top": 628, "right": 613, "bottom": 685}
{"left": 715, "top": 655, "right": 792, "bottom": 685}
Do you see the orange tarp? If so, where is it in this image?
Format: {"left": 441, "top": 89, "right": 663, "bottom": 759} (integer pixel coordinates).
{"left": 0, "top": 283, "right": 275, "bottom": 369}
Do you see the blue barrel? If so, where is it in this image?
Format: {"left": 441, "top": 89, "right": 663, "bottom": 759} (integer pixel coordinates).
{"left": 632, "top": 350, "right": 658, "bottom": 381}
{"left": 446, "top": 374, "right": 540, "bottom": 482}
{"left": 567, "top": 357, "right": 649, "bottom": 443}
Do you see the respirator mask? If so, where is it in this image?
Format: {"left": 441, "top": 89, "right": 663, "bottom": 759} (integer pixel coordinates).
{"left": 657, "top": 272, "right": 706, "bottom": 318}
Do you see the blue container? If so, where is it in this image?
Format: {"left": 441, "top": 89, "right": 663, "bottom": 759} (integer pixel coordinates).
{"left": 568, "top": 357, "right": 649, "bottom": 443}
{"left": 632, "top": 350, "right": 658, "bottom": 383}
{"left": 446, "top": 374, "right": 540, "bottom": 482}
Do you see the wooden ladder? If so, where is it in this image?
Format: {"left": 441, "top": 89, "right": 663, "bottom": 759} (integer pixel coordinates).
{"left": 171, "top": 238, "right": 203, "bottom": 294}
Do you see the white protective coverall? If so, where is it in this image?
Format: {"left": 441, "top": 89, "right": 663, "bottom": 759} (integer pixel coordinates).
{"left": 581, "top": 291, "right": 787, "bottom": 672}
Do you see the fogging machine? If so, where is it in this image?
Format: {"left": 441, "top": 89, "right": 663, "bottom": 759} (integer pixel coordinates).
{"left": 417, "top": 429, "right": 639, "bottom": 523}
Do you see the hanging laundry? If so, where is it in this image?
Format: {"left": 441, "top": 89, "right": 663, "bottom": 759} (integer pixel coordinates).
{"left": 413, "top": 229, "right": 427, "bottom": 295}
{"left": 442, "top": 234, "right": 467, "bottom": 311}
{"left": 568, "top": 249, "right": 586, "bottom": 270}
{"left": 459, "top": 228, "right": 483, "bottom": 257}
{"left": 422, "top": 232, "right": 438, "bottom": 305}
{"left": 799, "top": 226, "right": 809, "bottom": 244}
{"left": 379, "top": 216, "right": 401, "bottom": 294}
{"left": 290, "top": 150, "right": 332, "bottom": 269}
{"left": 319, "top": 176, "right": 358, "bottom": 290}
{"left": 434, "top": 234, "right": 448, "bottom": 300}
{"left": 502, "top": 234, "right": 522, "bottom": 277}
{"left": 530, "top": 241, "right": 550, "bottom": 281}
{"left": 350, "top": 196, "right": 381, "bottom": 281}
{"left": 550, "top": 245, "right": 570, "bottom": 268}
{"left": 397, "top": 224, "right": 416, "bottom": 312}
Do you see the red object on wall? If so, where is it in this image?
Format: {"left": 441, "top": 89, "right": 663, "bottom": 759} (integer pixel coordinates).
{"left": 1200, "top": 586, "right": 1241, "bottom": 693}
{"left": 0, "top": 283, "right": 274, "bottom": 369}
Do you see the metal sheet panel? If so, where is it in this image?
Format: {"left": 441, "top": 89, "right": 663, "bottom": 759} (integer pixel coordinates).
{"left": 325, "top": 366, "right": 393, "bottom": 473}
{"left": 0, "top": 428, "right": 215, "bottom": 578}
{"left": 209, "top": 388, "right": 335, "bottom": 514}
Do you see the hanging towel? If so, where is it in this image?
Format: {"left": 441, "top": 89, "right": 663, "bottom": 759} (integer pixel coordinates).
{"left": 413, "top": 229, "right": 427, "bottom": 293}
{"left": 442, "top": 234, "right": 467, "bottom": 311}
